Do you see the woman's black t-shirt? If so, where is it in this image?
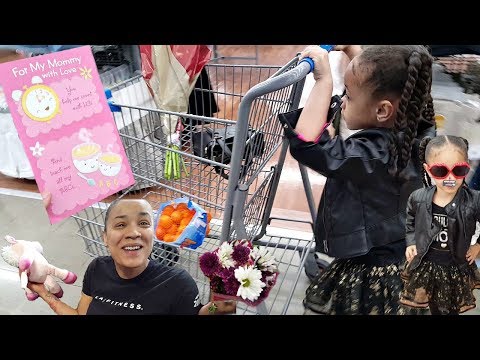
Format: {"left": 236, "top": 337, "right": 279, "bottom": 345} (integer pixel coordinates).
{"left": 83, "top": 256, "right": 202, "bottom": 315}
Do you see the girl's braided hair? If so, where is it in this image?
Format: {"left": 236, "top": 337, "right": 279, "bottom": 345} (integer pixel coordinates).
{"left": 358, "top": 45, "right": 434, "bottom": 176}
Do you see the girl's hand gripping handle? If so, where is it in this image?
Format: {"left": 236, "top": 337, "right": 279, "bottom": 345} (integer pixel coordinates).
{"left": 299, "top": 45, "right": 335, "bottom": 73}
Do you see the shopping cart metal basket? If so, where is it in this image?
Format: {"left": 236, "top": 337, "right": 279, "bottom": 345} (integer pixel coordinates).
{"left": 73, "top": 54, "right": 319, "bottom": 314}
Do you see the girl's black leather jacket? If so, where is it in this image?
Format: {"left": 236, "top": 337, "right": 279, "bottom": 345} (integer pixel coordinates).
{"left": 406, "top": 185, "right": 480, "bottom": 271}
{"left": 279, "top": 108, "right": 435, "bottom": 259}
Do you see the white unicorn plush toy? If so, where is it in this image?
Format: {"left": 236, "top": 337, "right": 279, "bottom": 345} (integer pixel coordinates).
{"left": 1, "top": 235, "right": 77, "bottom": 300}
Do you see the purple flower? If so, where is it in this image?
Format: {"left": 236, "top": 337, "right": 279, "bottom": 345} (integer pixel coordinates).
{"left": 210, "top": 276, "right": 224, "bottom": 293}
{"left": 219, "top": 267, "right": 235, "bottom": 280}
{"left": 200, "top": 240, "right": 279, "bottom": 306}
{"left": 232, "top": 244, "right": 251, "bottom": 266}
{"left": 199, "top": 252, "right": 221, "bottom": 277}
{"left": 260, "top": 272, "right": 277, "bottom": 286}
{"left": 223, "top": 275, "right": 240, "bottom": 296}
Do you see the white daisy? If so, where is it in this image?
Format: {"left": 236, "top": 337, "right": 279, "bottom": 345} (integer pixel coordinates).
{"left": 251, "top": 246, "right": 278, "bottom": 273}
{"left": 234, "top": 265, "right": 265, "bottom": 301}
{"left": 217, "top": 241, "right": 235, "bottom": 268}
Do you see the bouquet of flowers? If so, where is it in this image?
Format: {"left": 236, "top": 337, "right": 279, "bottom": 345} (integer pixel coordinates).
{"left": 199, "top": 239, "right": 279, "bottom": 306}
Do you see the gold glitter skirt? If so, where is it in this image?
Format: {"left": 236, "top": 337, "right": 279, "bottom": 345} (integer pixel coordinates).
{"left": 400, "top": 260, "right": 479, "bottom": 314}
{"left": 304, "top": 258, "right": 426, "bottom": 315}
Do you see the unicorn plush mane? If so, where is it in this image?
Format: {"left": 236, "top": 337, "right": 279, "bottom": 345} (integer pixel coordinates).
{"left": 1, "top": 245, "right": 18, "bottom": 267}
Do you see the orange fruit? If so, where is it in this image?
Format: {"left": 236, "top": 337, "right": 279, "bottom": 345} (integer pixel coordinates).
{"left": 163, "top": 234, "right": 176, "bottom": 243}
{"left": 177, "top": 225, "right": 186, "bottom": 234}
{"left": 162, "top": 205, "right": 175, "bottom": 216}
{"left": 167, "top": 224, "right": 178, "bottom": 235}
{"left": 185, "top": 210, "right": 195, "bottom": 221}
{"left": 156, "top": 226, "right": 167, "bottom": 240}
{"left": 207, "top": 212, "right": 212, "bottom": 223}
{"left": 180, "top": 218, "right": 191, "bottom": 227}
{"left": 170, "top": 211, "right": 183, "bottom": 224}
{"left": 180, "top": 209, "right": 190, "bottom": 219}
{"left": 176, "top": 203, "right": 189, "bottom": 210}
{"left": 159, "top": 215, "right": 173, "bottom": 229}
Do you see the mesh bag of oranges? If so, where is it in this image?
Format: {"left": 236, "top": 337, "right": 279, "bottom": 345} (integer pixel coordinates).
{"left": 154, "top": 198, "right": 211, "bottom": 249}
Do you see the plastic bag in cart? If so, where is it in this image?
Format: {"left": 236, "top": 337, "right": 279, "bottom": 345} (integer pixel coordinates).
{"left": 154, "top": 197, "right": 208, "bottom": 250}
{"left": 139, "top": 45, "right": 212, "bottom": 137}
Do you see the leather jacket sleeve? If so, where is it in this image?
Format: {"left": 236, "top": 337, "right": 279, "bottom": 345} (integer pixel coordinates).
{"left": 405, "top": 191, "right": 418, "bottom": 247}
{"left": 278, "top": 108, "right": 391, "bottom": 182}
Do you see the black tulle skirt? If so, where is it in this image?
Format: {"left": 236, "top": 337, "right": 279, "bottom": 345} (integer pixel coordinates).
{"left": 400, "top": 260, "right": 479, "bottom": 314}
{"left": 304, "top": 258, "right": 427, "bottom": 315}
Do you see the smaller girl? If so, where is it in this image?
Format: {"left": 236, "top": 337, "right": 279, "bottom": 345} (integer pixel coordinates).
{"left": 400, "top": 135, "right": 480, "bottom": 315}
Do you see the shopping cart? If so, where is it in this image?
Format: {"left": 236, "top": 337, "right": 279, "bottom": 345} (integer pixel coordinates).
{"left": 73, "top": 53, "right": 319, "bottom": 315}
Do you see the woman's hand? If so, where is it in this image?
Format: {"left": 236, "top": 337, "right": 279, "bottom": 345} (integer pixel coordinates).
{"left": 27, "top": 281, "right": 81, "bottom": 315}
{"left": 405, "top": 245, "right": 417, "bottom": 262}
{"left": 199, "top": 300, "right": 237, "bottom": 315}
{"left": 41, "top": 191, "right": 52, "bottom": 208}
{"left": 466, "top": 244, "right": 480, "bottom": 265}
{"left": 299, "top": 46, "right": 331, "bottom": 81}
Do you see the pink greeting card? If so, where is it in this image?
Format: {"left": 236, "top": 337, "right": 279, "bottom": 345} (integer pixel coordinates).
{"left": 0, "top": 46, "right": 135, "bottom": 224}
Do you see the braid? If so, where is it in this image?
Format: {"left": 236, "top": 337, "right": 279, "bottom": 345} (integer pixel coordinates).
{"left": 449, "top": 136, "right": 470, "bottom": 188}
{"left": 358, "top": 46, "right": 434, "bottom": 177}
{"left": 398, "top": 51, "right": 423, "bottom": 172}
{"left": 388, "top": 53, "right": 418, "bottom": 175}
{"left": 400, "top": 54, "right": 433, "bottom": 172}
{"left": 463, "top": 137, "right": 470, "bottom": 187}
{"left": 419, "top": 136, "right": 433, "bottom": 187}
{"left": 422, "top": 93, "right": 435, "bottom": 124}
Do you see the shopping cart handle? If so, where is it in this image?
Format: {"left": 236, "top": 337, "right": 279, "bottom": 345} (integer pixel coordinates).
{"left": 104, "top": 88, "right": 121, "bottom": 112}
{"left": 320, "top": 45, "right": 335, "bottom": 52}
{"left": 299, "top": 45, "right": 335, "bottom": 73}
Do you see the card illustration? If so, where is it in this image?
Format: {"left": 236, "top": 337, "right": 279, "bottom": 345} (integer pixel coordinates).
{"left": 0, "top": 46, "right": 135, "bottom": 224}
{"left": 12, "top": 76, "right": 61, "bottom": 122}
